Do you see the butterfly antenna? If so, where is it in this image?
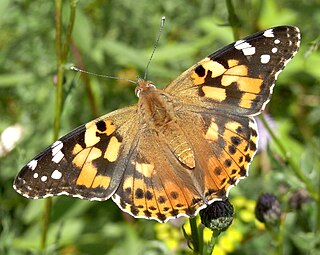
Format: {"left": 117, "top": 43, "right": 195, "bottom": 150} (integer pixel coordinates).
{"left": 70, "top": 66, "right": 137, "bottom": 85}
{"left": 143, "top": 16, "right": 166, "bottom": 80}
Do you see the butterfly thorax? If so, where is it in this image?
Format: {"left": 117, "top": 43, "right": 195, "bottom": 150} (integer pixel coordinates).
{"left": 136, "top": 78, "right": 196, "bottom": 169}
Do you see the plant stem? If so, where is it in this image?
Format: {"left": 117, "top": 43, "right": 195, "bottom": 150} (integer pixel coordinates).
{"left": 225, "top": 0, "right": 240, "bottom": 39}
{"left": 41, "top": 198, "right": 52, "bottom": 250}
{"left": 316, "top": 172, "right": 320, "bottom": 233}
{"left": 259, "top": 114, "right": 318, "bottom": 201}
{"left": 277, "top": 218, "right": 285, "bottom": 255}
{"left": 207, "top": 230, "right": 221, "bottom": 255}
{"left": 189, "top": 217, "right": 200, "bottom": 253}
{"left": 41, "top": 0, "right": 76, "bottom": 250}
{"left": 315, "top": 141, "right": 320, "bottom": 233}
{"left": 54, "top": 0, "right": 63, "bottom": 140}
{"left": 198, "top": 223, "right": 204, "bottom": 255}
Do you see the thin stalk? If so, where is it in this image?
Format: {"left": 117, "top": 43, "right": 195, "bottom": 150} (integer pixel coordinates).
{"left": 316, "top": 176, "right": 320, "bottom": 233}
{"left": 198, "top": 223, "right": 204, "bottom": 255}
{"left": 207, "top": 230, "right": 221, "bottom": 255}
{"left": 315, "top": 145, "right": 320, "bottom": 233}
{"left": 41, "top": 198, "right": 52, "bottom": 250}
{"left": 41, "top": 0, "right": 76, "bottom": 249}
{"left": 260, "top": 114, "right": 318, "bottom": 201}
{"left": 277, "top": 217, "right": 285, "bottom": 255}
{"left": 225, "top": 0, "right": 240, "bottom": 39}
{"left": 189, "top": 217, "right": 200, "bottom": 253}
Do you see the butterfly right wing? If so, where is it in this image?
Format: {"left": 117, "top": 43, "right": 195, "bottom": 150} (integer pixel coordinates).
{"left": 13, "top": 105, "right": 139, "bottom": 201}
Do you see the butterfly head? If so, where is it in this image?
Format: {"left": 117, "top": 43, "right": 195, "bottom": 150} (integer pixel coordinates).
{"left": 135, "top": 77, "right": 156, "bottom": 98}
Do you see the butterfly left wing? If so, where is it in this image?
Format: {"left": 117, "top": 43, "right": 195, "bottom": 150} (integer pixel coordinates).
{"left": 165, "top": 26, "right": 300, "bottom": 116}
{"left": 13, "top": 106, "right": 139, "bottom": 200}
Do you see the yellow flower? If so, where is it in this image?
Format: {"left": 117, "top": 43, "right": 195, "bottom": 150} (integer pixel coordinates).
{"left": 212, "top": 245, "right": 226, "bottom": 255}
{"left": 232, "top": 196, "right": 247, "bottom": 208}
{"left": 239, "top": 208, "right": 254, "bottom": 223}
{"left": 212, "top": 223, "right": 243, "bottom": 254}
{"left": 203, "top": 227, "right": 213, "bottom": 242}
{"left": 154, "top": 223, "right": 181, "bottom": 251}
{"left": 255, "top": 219, "right": 266, "bottom": 230}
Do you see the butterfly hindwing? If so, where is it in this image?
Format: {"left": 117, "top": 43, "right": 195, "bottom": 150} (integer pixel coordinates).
{"left": 177, "top": 107, "right": 258, "bottom": 201}
{"left": 14, "top": 106, "right": 138, "bottom": 200}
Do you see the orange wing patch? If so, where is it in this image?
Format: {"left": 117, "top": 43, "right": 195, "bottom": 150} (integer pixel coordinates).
{"left": 92, "top": 175, "right": 111, "bottom": 189}
{"left": 73, "top": 147, "right": 102, "bottom": 169}
{"left": 227, "top": 59, "right": 239, "bottom": 67}
{"left": 76, "top": 162, "right": 97, "bottom": 187}
{"left": 201, "top": 86, "right": 227, "bottom": 102}
{"left": 72, "top": 119, "right": 121, "bottom": 189}
{"left": 191, "top": 59, "right": 227, "bottom": 85}
{"left": 135, "top": 162, "right": 155, "bottom": 178}
{"left": 204, "top": 118, "right": 219, "bottom": 142}
{"left": 104, "top": 136, "right": 122, "bottom": 162}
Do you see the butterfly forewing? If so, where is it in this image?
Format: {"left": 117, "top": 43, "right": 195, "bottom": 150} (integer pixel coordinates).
{"left": 14, "top": 26, "right": 300, "bottom": 223}
{"left": 165, "top": 26, "right": 300, "bottom": 116}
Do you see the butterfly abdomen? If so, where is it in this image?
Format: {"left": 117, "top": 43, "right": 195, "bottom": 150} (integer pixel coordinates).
{"left": 160, "top": 122, "right": 196, "bottom": 169}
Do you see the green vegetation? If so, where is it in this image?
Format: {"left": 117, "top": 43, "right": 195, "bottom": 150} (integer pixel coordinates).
{"left": 1, "top": 0, "right": 319, "bottom": 254}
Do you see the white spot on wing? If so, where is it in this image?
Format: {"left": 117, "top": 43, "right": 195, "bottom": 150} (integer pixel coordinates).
{"left": 52, "top": 151, "right": 64, "bottom": 163}
{"left": 51, "top": 140, "right": 64, "bottom": 163}
{"left": 274, "top": 39, "right": 280, "bottom": 44}
{"left": 234, "top": 40, "right": 256, "bottom": 56}
{"left": 242, "top": 46, "right": 256, "bottom": 56}
{"left": 41, "top": 175, "right": 47, "bottom": 182}
{"left": 33, "top": 173, "right": 38, "bottom": 178}
{"left": 234, "top": 39, "right": 245, "bottom": 47}
{"left": 235, "top": 41, "right": 251, "bottom": 50}
{"left": 260, "top": 54, "right": 270, "bottom": 64}
{"left": 52, "top": 140, "right": 63, "bottom": 154}
{"left": 272, "top": 47, "right": 278, "bottom": 53}
{"left": 27, "top": 159, "right": 38, "bottom": 171}
{"left": 51, "top": 169, "right": 62, "bottom": 180}
{"left": 263, "top": 29, "right": 274, "bottom": 38}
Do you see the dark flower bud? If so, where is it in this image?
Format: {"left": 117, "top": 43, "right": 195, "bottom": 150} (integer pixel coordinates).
{"left": 289, "top": 189, "right": 309, "bottom": 210}
{"left": 255, "top": 193, "right": 281, "bottom": 226}
{"left": 200, "top": 199, "right": 234, "bottom": 232}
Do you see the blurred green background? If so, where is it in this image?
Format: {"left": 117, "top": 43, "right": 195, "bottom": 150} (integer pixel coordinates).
{"left": 1, "top": 0, "right": 319, "bottom": 254}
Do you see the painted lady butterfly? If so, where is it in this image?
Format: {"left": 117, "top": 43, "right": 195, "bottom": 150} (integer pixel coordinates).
{"left": 14, "top": 26, "right": 300, "bottom": 222}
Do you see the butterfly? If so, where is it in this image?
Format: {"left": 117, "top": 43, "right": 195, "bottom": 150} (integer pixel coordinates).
{"left": 13, "top": 26, "right": 300, "bottom": 223}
